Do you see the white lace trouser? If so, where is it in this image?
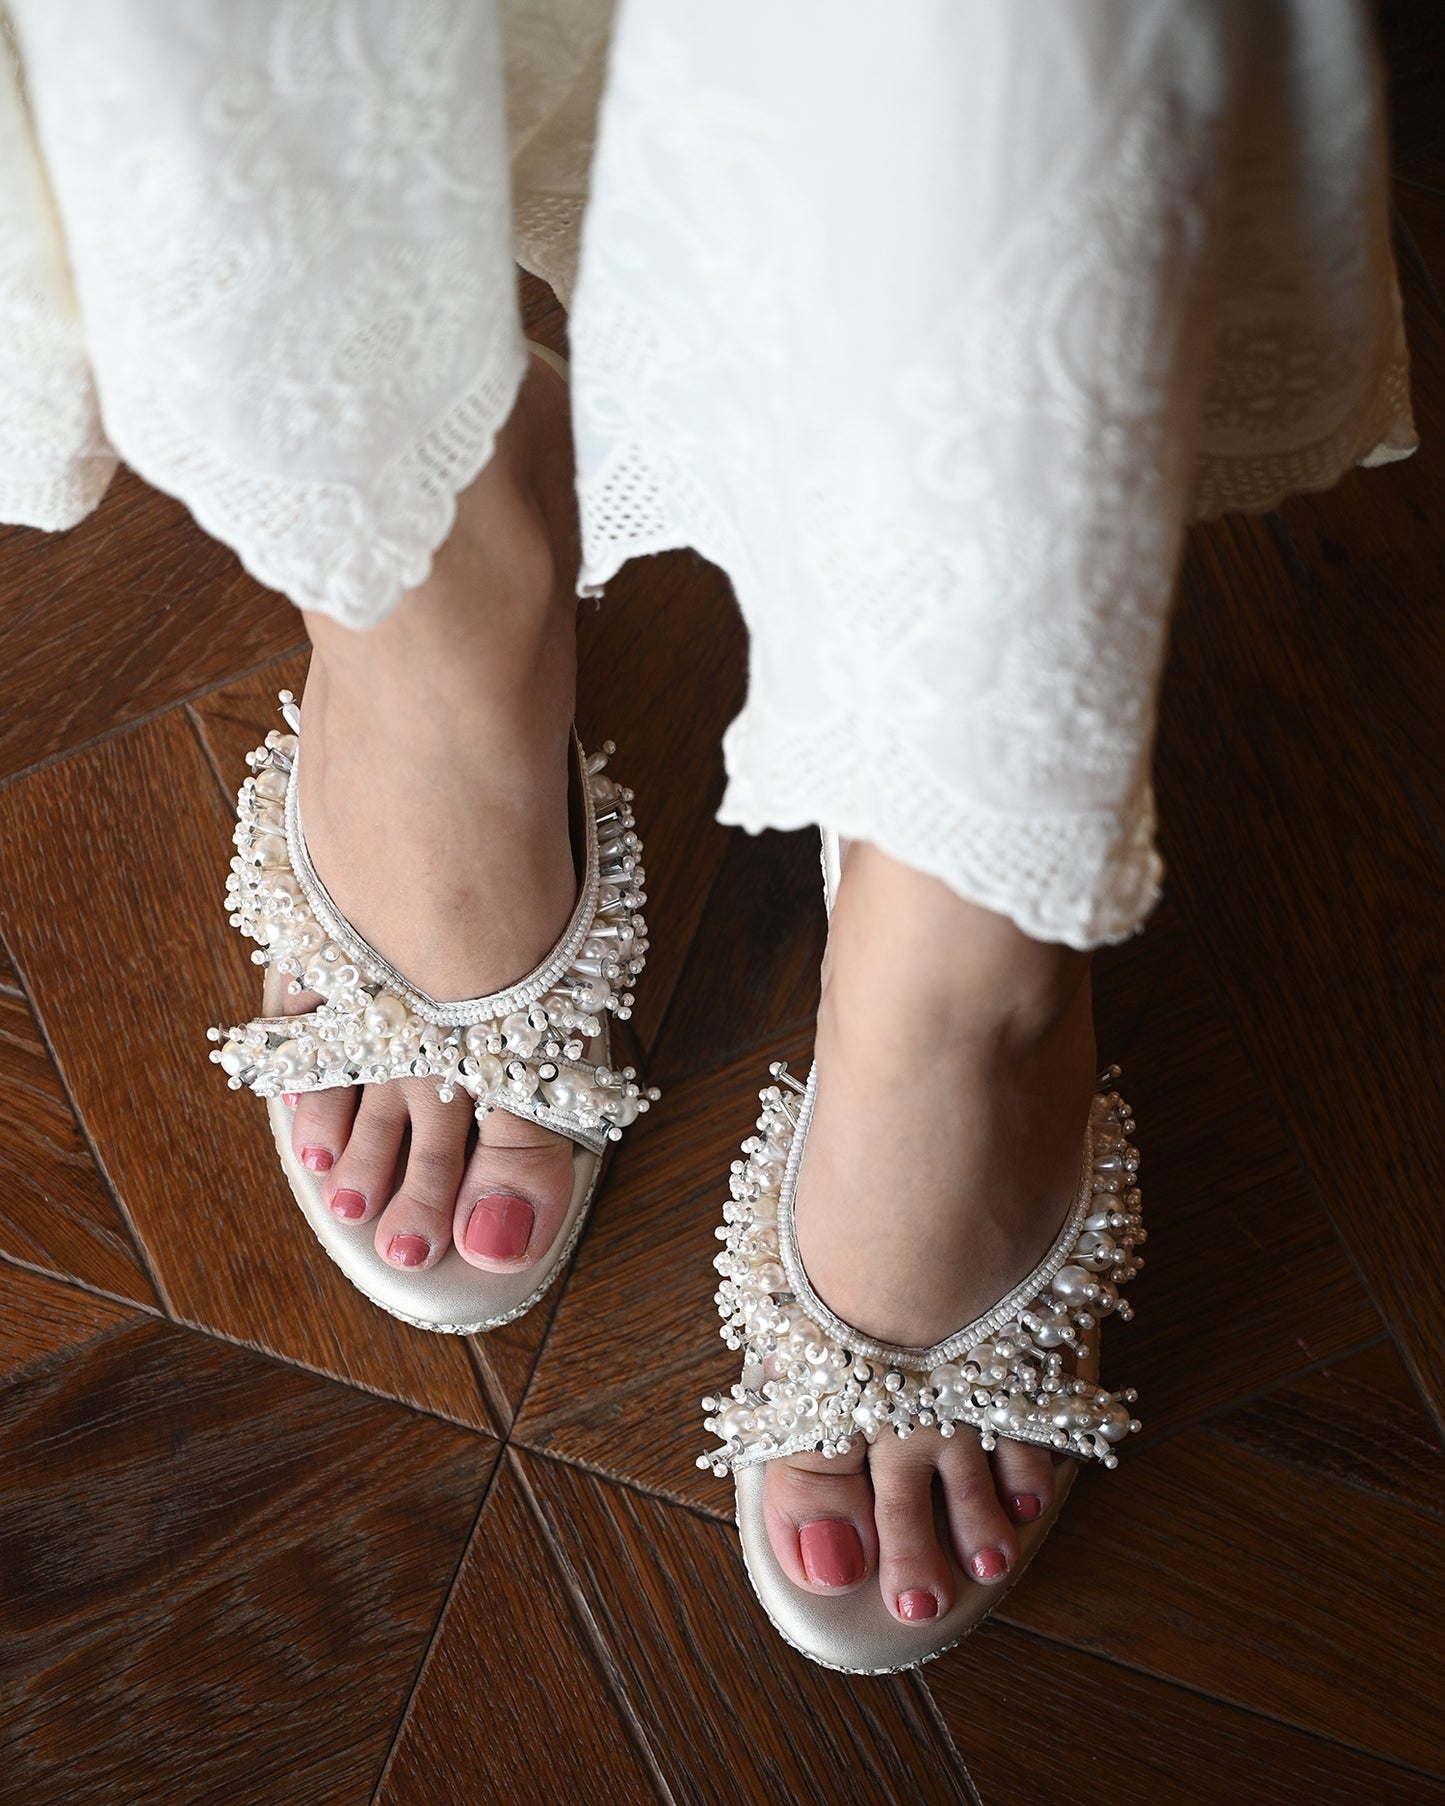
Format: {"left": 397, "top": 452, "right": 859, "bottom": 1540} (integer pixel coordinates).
{"left": 0, "top": 1, "right": 1415, "bottom": 947}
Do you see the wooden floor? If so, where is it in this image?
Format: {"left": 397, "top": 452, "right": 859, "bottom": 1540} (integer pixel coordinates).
{"left": 4, "top": 28, "right": 1445, "bottom": 1806}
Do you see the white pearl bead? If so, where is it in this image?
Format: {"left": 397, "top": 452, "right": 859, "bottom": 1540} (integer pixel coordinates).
{"left": 1051, "top": 1264, "right": 1092, "bottom": 1304}
{"left": 1099, "top": 1402, "right": 1132, "bottom": 1441}
{"left": 271, "top": 1038, "right": 314, "bottom": 1080}
{"left": 218, "top": 1040, "right": 249, "bottom": 1077}
{"left": 253, "top": 832, "right": 288, "bottom": 869}
{"left": 929, "top": 1362, "right": 963, "bottom": 1403}
{"left": 540, "top": 1069, "right": 583, "bottom": 1112}
{"left": 365, "top": 994, "right": 407, "bottom": 1037}
{"left": 254, "top": 768, "right": 287, "bottom": 800}
{"left": 502, "top": 1010, "right": 543, "bottom": 1055}
{"left": 754, "top": 1261, "right": 786, "bottom": 1294}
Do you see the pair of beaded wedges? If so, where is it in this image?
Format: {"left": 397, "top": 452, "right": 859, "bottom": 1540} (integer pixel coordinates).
{"left": 208, "top": 690, "right": 657, "bottom": 1333}
{"left": 698, "top": 831, "right": 1145, "bottom": 1673}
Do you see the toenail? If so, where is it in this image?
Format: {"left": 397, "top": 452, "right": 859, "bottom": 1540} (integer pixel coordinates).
{"left": 330, "top": 1190, "right": 367, "bottom": 1221}
{"left": 1010, "top": 1494, "right": 1042, "bottom": 1523}
{"left": 798, "top": 1520, "right": 865, "bottom": 1589}
{"left": 387, "top": 1234, "right": 431, "bottom": 1268}
{"left": 465, "top": 1193, "right": 535, "bottom": 1261}
{"left": 301, "top": 1146, "right": 333, "bottom": 1173}
{"left": 898, "top": 1589, "right": 939, "bottom": 1622}
{"left": 282, "top": 1093, "right": 299, "bottom": 1109}
{"left": 971, "top": 1547, "right": 1009, "bottom": 1582}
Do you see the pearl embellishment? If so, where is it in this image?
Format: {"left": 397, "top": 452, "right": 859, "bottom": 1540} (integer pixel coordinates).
{"left": 209, "top": 696, "right": 660, "bottom": 1156}
{"left": 699, "top": 1067, "right": 1144, "bottom": 1476}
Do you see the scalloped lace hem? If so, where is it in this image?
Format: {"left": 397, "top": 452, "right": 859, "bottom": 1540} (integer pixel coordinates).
{"left": 95, "top": 319, "right": 529, "bottom": 629}
{"left": 718, "top": 713, "right": 1165, "bottom": 951}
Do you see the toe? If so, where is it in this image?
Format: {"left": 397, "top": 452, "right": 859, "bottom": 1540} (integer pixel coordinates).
{"left": 283, "top": 984, "right": 356, "bottom": 1175}
{"left": 321, "top": 1084, "right": 407, "bottom": 1224}
{"left": 866, "top": 1433, "right": 957, "bottom": 1623}
{"left": 372, "top": 1087, "right": 470, "bottom": 1271}
{"left": 762, "top": 1439, "right": 878, "bottom": 1595}
{"left": 937, "top": 1433, "right": 1019, "bottom": 1585}
{"left": 292, "top": 1085, "right": 356, "bottom": 1177}
{"left": 990, "top": 1436, "right": 1057, "bottom": 1527}
{"left": 453, "top": 1107, "right": 577, "bottom": 1272}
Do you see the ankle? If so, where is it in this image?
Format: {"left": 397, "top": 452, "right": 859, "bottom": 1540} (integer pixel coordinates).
{"left": 821, "top": 842, "right": 1093, "bottom": 1065}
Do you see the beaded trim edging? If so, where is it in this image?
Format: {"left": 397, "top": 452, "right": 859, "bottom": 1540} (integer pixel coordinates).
{"left": 700, "top": 1065, "right": 1144, "bottom": 1475}
{"left": 208, "top": 693, "right": 659, "bottom": 1154}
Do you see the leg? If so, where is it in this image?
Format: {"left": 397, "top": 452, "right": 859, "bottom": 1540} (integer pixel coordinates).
{"left": 285, "top": 351, "right": 587, "bottom": 1275}
{"left": 764, "top": 847, "right": 1092, "bottom": 1619}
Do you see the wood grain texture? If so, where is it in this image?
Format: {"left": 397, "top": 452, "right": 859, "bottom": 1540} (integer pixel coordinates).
{"left": 522, "top": 1450, "right": 976, "bottom": 1806}
{"left": 0, "top": 1314, "right": 496, "bottom": 1806}
{"left": 377, "top": 1456, "right": 659, "bottom": 1806}
{"left": 0, "top": 709, "right": 494, "bottom": 1430}
{"left": 0, "top": 984, "right": 161, "bottom": 1305}
{"left": 0, "top": 1260, "right": 142, "bottom": 1391}
{"left": 1091, "top": 900, "right": 1382, "bottom": 1438}
{"left": 647, "top": 822, "right": 827, "bottom": 1090}
{"left": 1209, "top": 1338, "right": 1445, "bottom": 1521}
{"left": 1157, "top": 508, "right": 1445, "bottom": 1431}
{"left": 572, "top": 546, "right": 747, "bottom": 1060}
{"left": 998, "top": 1422, "right": 1445, "bottom": 1773}
{"left": 929, "top": 1618, "right": 1445, "bottom": 1806}
{"left": 1380, "top": 0, "right": 1445, "bottom": 160}
{"left": 0, "top": 468, "right": 302, "bottom": 788}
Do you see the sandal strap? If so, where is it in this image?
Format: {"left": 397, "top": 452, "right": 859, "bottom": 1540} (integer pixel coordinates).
{"left": 209, "top": 694, "right": 659, "bottom": 1153}
{"left": 699, "top": 1068, "right": 1145, "bottom": 1476}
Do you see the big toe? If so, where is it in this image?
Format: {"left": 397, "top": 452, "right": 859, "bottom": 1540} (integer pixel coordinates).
{"left": 762, "top": 1440, "right": 878, "bottom": 1595}
{"left": 453, "top": 1107, "right": 578, "bottom": 1271}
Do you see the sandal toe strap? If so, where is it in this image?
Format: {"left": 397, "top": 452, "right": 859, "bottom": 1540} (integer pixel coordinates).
{"left": 209, "top": 698, "right": 659, "bottom": 1155}
{"left": 699, "top": 1069, "right": 1145, "bottom": 1477}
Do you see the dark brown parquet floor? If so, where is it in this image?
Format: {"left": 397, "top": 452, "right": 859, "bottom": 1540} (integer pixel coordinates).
{"left": 3, "top": 18, "right": 1445, "bottom": 1805}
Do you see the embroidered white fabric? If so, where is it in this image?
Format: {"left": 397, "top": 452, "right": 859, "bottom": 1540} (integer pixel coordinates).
{"left": 0, "top": 0, "right": 1417, "bottom": 947}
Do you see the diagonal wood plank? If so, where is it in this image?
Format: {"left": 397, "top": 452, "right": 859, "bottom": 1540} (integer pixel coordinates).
{"left": 997, "top": 1420, "right": 1444, "bottom": 1773}
{"left": 1090, "top": 899, "right": 1382, "bottom": 1437}
{"left": 0, "top": 1261, "right": 143, "bottom": 1391}
{"left": 0, "top": 1314, "right": 496, "bottom": 1806}
{"left": 0, "top": 708, "right": 494, "bottom": 1430}
{"left": 1157, "top": 506, "right": 1445, "bottom": 1432}
{"left": 646, "top": 822, "right": 827, "bottom": 1091}
{"left": 928, "top": 1617, "right": 1445, "bottom": 1806}
{"left": 0, "top": 982, "right": 161, "bottom": 1306}
{"left": 1205, "top": 1338, "right": 1445, "bottom": 1523}
{"left": 0, "top": 468, "right": 301, "bottom": 789}
{"left": 520, "top": 1450, "right": 976, "bottom": 1806}
{"left": 376, "top": 1455, "right": 660, "bottom": 1806}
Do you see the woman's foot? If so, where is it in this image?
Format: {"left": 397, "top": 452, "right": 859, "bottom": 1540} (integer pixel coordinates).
{"left": 762, "top": 843, "right": 1096, "bottom": 1623}
{"left": 283, "top": 351, "right": 583, "bottom": 1278}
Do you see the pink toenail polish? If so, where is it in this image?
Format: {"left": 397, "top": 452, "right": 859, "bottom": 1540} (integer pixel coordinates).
{"left": 387, "top": 1234, "right": 431, "bottom": 1268}
{"left": 799, "top": 1520, "right": 865, "bottom": 1589}
{"left": 465, "top": 1193, "right": 535, "bottom": 1261}
{"left": 301, "top": 1146, "right": 333, "bottom": 1173}
{"left": 1010, "top": 1494, "right": 1042, "bottom": 1523}
{"left": 971, "top": 1547, "right": 1009, "bottom": 1582}
{"left": 898, "top": 1589, "right": 938, "bottom": 1622}
{"left": 330, "top": 1190, "right": 367, "bottom": 1221}
{"left": 282, "top": 1093, "right": 299, "bottom": 1109}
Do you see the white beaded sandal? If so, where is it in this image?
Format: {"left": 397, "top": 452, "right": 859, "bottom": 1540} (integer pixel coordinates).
{"left": 209, "top": 686, "right": 656, "bottom": 1334}
{"left": 698, "top": 830, "right": 1144, "bottom": 1673}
